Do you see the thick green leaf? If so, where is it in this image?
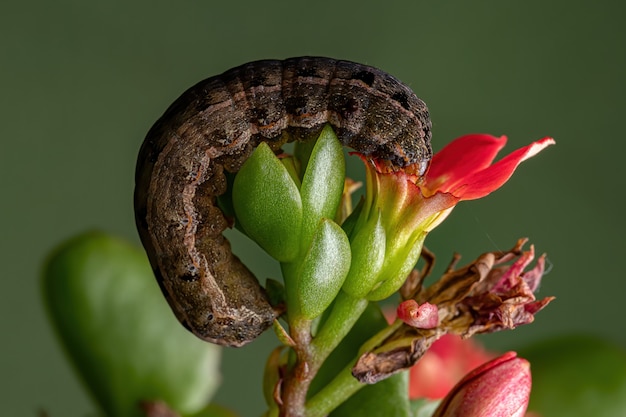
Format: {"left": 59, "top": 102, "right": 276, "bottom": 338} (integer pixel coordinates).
{"left": 297, "top": 219, "right": 351, "bottom": 320}
{"left": 331, "top": 373, "right": 410, "bottom": 417}
{"left": 342, "top": 211, "right": 386, "bottom": 298}
{"left": 42, "top": 232, "right": 221, "bottom": 417}
{"left": 520, "top": 334, "right": 626, "bottom": 417}
{"left": 300, "top": 125, "right": 346, "bottom": 247}
{"left": 232, "top": 142, "right": 303, "bottom": 262}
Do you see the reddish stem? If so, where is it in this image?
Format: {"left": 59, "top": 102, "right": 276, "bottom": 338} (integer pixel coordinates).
{"left": 279, "top": 323, "right": 314, "bottom": 417}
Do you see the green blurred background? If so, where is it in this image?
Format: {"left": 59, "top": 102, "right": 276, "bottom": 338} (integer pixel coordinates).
{"left": 2, "top": 1, "right": 625, "bottom": 415}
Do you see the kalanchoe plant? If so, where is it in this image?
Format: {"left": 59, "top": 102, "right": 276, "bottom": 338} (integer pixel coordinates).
{"left": 42, "top": 126, "right": 558, "bottom": 417}
{"left": 228, "top": 127, "right": 554, "bottom": 416}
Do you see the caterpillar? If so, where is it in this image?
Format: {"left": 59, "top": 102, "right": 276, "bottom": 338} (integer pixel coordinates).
{"left": 134, "top": 57, "right": 432, "bottom": 347}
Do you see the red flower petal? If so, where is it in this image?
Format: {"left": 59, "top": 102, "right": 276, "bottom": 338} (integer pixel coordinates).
{"left": 424, "top": 135, "right": 555, "bottom": 201}
{"left": 449, "top": 137, "right": 555, "bottom": 200}
{"left": 427, "top": 134, "right": 508, "bottom": 187}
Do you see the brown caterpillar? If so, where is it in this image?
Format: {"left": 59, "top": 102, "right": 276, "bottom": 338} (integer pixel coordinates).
{"left": 134, "top": 57, "right": 432, "bottom": 347}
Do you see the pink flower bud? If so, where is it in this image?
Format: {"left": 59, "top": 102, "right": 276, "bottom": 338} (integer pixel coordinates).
{"left": 433, "top": 351, "right": 531, "bottom": 417}
{"left": 396, "top": 300, "right": 438, "bottom": 329}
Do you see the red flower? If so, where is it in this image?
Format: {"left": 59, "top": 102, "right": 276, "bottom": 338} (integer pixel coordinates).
{"left": 370, "top": 133, "right": 556, "bottom": 232}
{"left": 346, "top": 134, "right": 555, "bottom": 300}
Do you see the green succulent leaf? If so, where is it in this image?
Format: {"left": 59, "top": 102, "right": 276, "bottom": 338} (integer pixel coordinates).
{"left": 281, "top": 156, "right": 303, "bottom": 189}
{"left": 330, "top": 372, "right": 410, "bottom": 417}
{"left": 232, "top": 142, "right": 303, "bottom": 262}
{"left": 293, "top": 135, "right": 317, "bottom": 181}
{"left": 298, "top": 219, "right": 351, "bottom": 320}
{"left": 42, "top": 231, "right": 221, "bottom": 417}
{"left": 342, "top": 210, "right": 386, "bottom": 299}
{"left": 300, "top": 125, "right": 346, "bottom": 248}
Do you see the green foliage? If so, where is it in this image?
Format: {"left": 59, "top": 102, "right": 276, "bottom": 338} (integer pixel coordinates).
{"left": 342, "top": 210, "right": 386, "bottom": 298}
{"left": 297, "top": 219, "right": 351, "bottom": 320}
{"left": 330, "top": 373, "right": 410, "bottom": 417}
{"left": 42, "top": 232, "right": 221, "bottom": 417}
{"left": 233, "top": 142, "right": 303, "bottom": 262}
{"left": 410, "top": 399, "right": 441, "bottom": 417}
{"left": 299, "top": 124, "right": 346, "bottom": 248}
{"left": 311, "top": 303, "right": 412, "bottom": 417}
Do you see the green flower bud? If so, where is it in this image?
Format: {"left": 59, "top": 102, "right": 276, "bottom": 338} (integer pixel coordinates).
{"left": 367, "top": 235, "right": 424, "bottom": 301}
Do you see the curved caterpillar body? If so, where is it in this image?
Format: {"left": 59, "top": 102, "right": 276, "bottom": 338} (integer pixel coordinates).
{"left": 134, "top": 57, "right": 432, "bottom": 347}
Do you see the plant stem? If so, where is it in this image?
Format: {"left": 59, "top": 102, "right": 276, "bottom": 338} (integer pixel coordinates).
{"left": 280, "top": 316, "right": 313, "bottom": 417}
{"left": 310, "top": 291, "right": 368, "bottom": 365}
{"left": 304, "top": 362, "right": 362, "bottom": 417}
{"left": 279, "top": 290, "right": 368, "bottom": 415}
{"left": 303, "top": 317, "right": 405, "bottom": 416}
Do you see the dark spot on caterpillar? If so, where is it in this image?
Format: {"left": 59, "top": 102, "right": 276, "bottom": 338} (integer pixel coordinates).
{"left": 285, "top": 95, "right": 309, "bottom": 116}
{"left": 352, "top": 70, "right": 376, "bottom": 87}
{"left": 179, "top": 263, "right": 200, "bottom": 282}
{"left": 296, "top": 65, "right": 321, "bottom": 78}
{"left": 392, "top": 92, "right": 411, "bottom": 110}
{"left": 134, "top": 56, "right": 432, "bottom": 347}
{"left": 248, "top": 74, "right": 268, "bottom": 87}
{"left": 340, "top": 97, "right": 360, "bottom": 116}
{"left": 252, "top": 107, "right": 270, "bottom": 125}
